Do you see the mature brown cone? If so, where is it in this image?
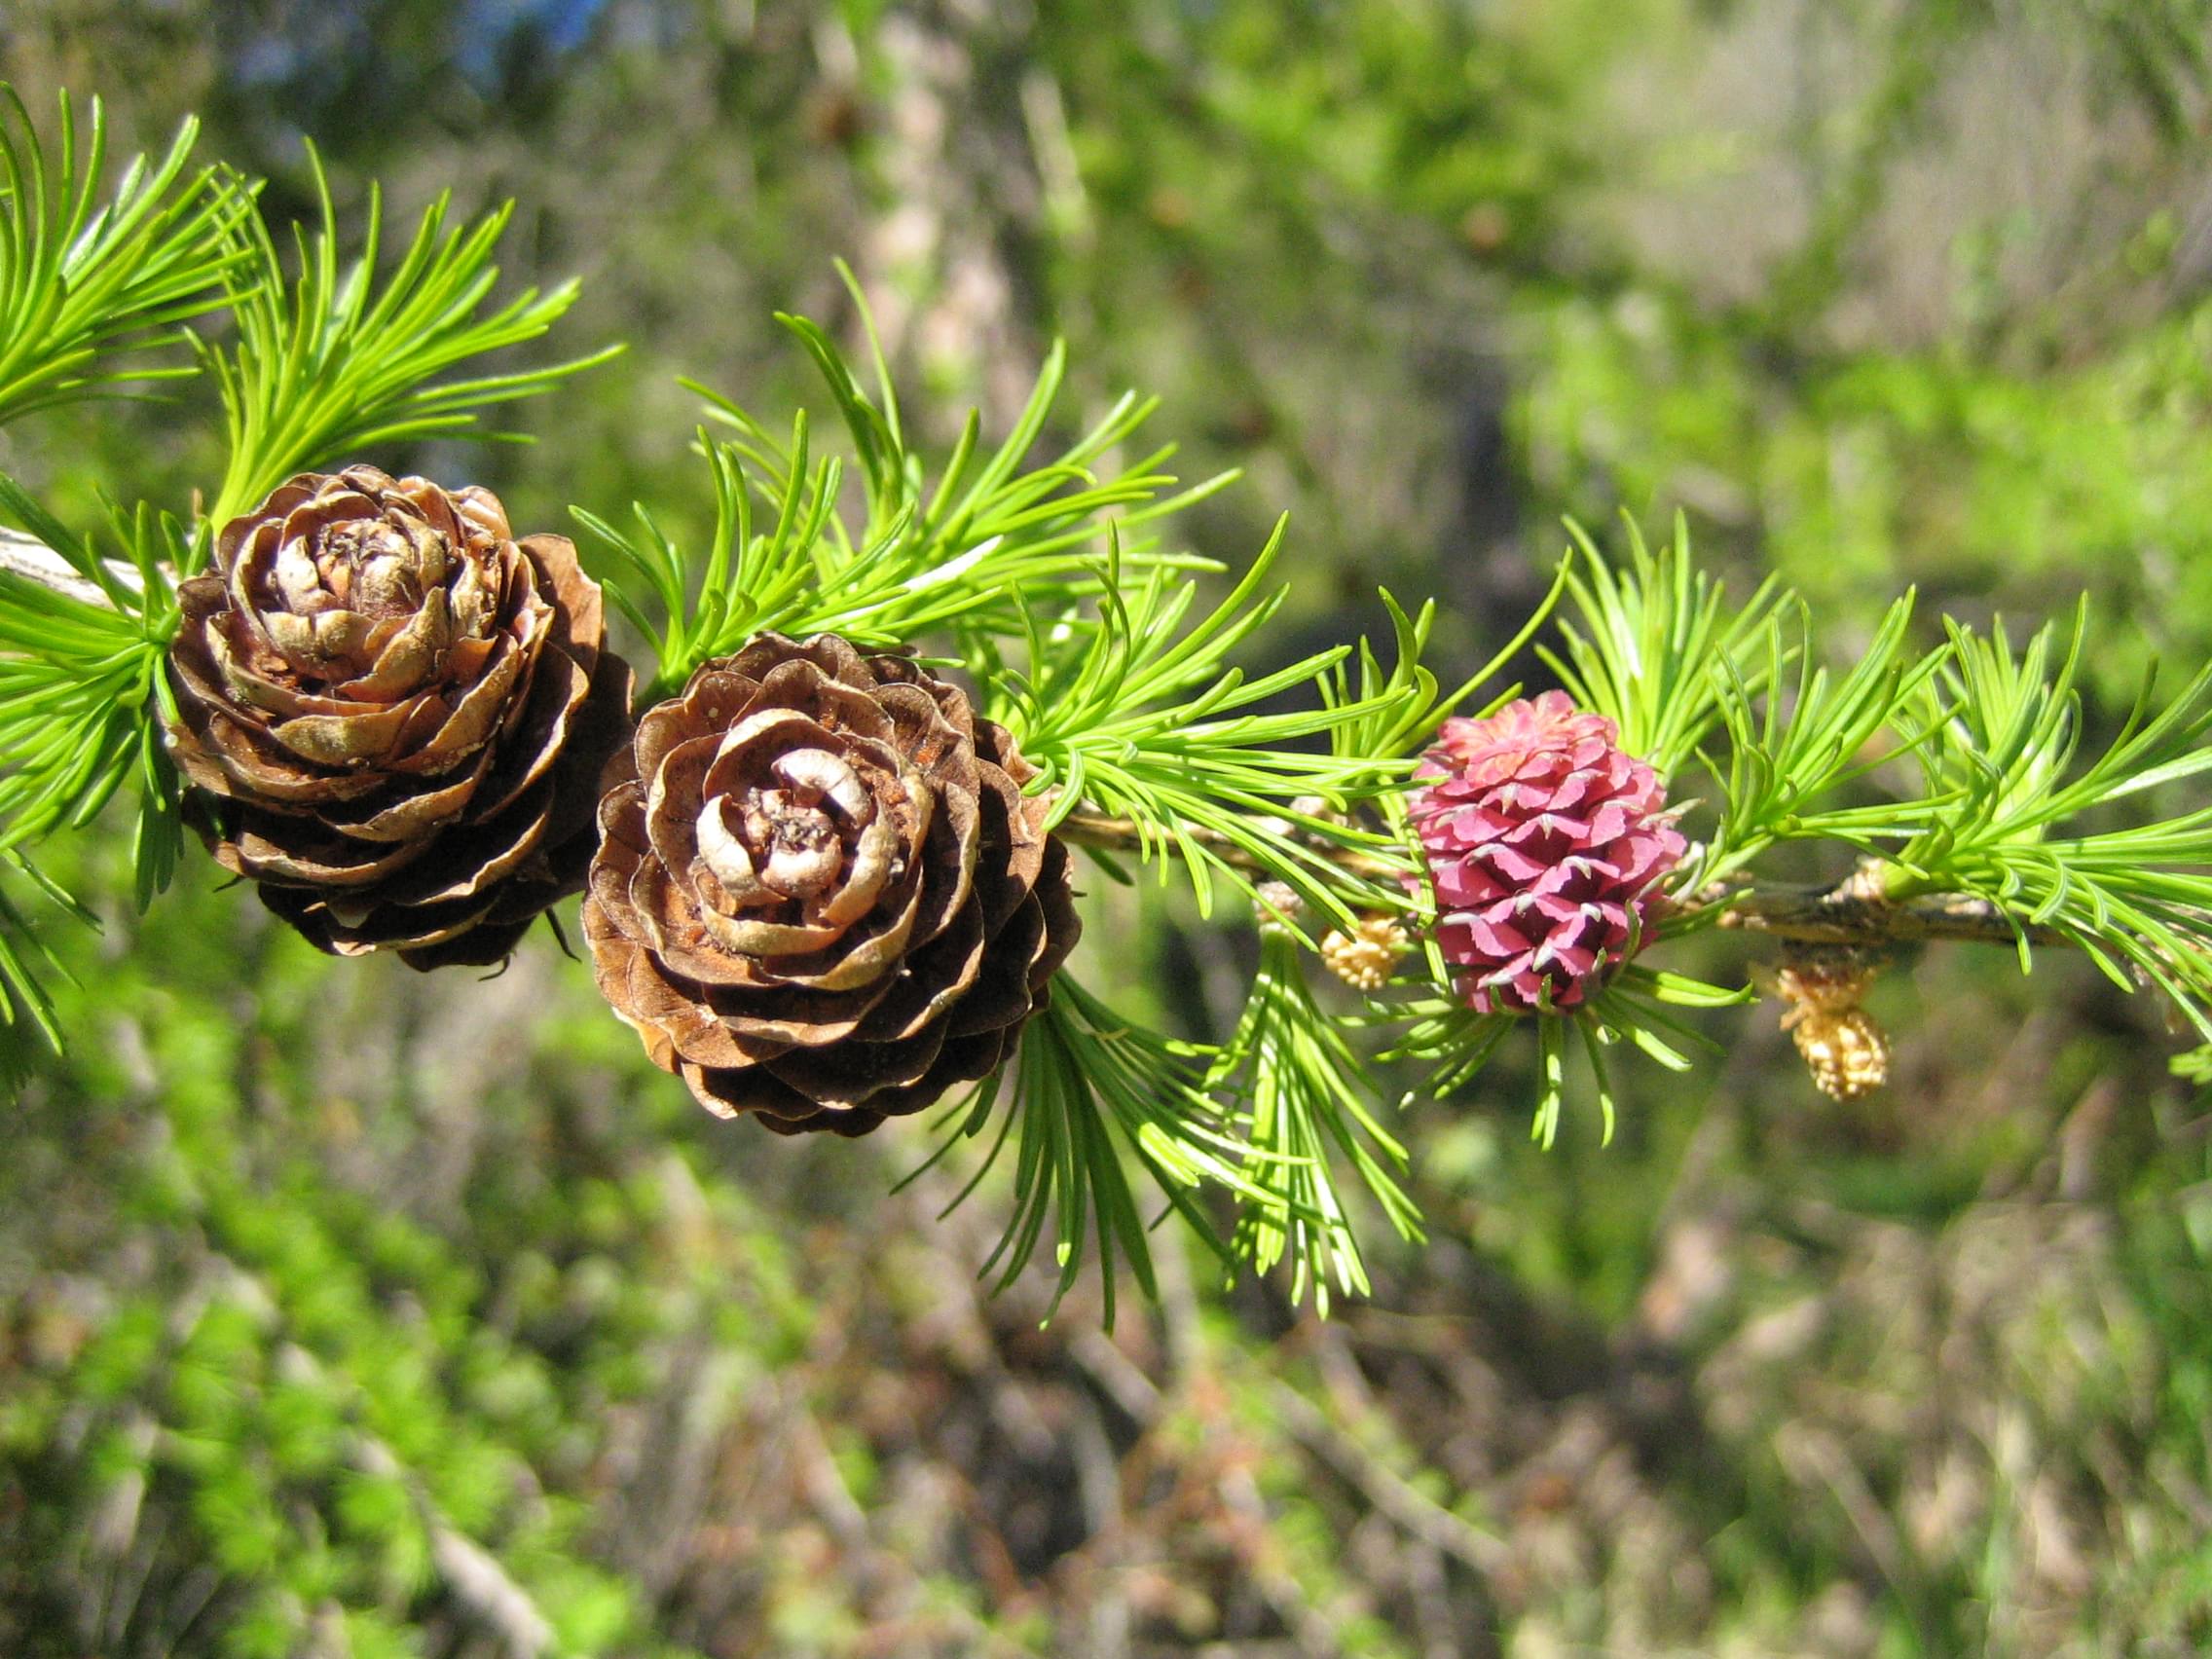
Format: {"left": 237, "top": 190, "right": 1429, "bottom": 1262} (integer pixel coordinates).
{"left": 166, "top": 465, "right": 633, "bottom": 969}
{"left": 583, "top": 633, "right": 1081, "bottom": 1136}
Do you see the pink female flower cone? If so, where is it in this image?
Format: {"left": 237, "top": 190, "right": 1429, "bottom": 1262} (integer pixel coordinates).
{"left": 1410, "top": 691, "right": 1684, "bottom": 1014}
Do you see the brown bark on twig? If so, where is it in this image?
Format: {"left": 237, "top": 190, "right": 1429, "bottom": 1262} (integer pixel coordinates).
{"left": 1051, "top": 806, "right": 1407, "bottom": 885}
{"left": 1709, "top": 879, "right": 2071, "bottom": 949}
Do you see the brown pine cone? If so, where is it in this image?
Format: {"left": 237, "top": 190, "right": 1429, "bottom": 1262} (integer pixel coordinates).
{"left": 165, "top": 466, "right": 633, "bottom": 969}
{"left": 583, "top": 633, "right": 1081, "bottom": 1136}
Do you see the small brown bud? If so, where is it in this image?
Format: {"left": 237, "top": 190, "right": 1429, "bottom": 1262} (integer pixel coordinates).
{"left": 1255, "top": 881, "right": 1306, "bottom": 938}
{"left": 1789, "top": 1006, "right": 1890, "bottom": 1100}
{"left": 1769, "top": 946, "right": 1890, "bottom": 1100}
{"left": 1320, "top": 915, "right": 1410, "bottom": 991}
{"left": 1458, "top": 202, "right": 1511, "bottom": 256}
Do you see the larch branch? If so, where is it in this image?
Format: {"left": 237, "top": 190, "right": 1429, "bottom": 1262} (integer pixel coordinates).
{"left": 1052, "top": 803, "right": 2077, "bottom": 954}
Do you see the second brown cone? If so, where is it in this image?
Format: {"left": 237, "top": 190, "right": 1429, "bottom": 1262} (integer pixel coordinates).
{"left": 583, "top": 633, "right": 1080, "bottom": 1136}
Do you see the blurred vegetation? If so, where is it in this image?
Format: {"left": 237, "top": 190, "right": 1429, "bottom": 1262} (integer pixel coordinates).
{"left": 7, "top": 0, "right": 2212, "bottom": 1653}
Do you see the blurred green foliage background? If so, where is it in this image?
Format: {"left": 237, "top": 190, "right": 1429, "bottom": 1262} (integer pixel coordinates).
{"left": 7, "top": 1, "right": 2212, "bottom": 1653}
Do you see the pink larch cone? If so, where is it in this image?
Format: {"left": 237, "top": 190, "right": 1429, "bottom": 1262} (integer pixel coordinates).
{"left": 1409, "top": 690, "right": 1684, "bottom": 1014}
